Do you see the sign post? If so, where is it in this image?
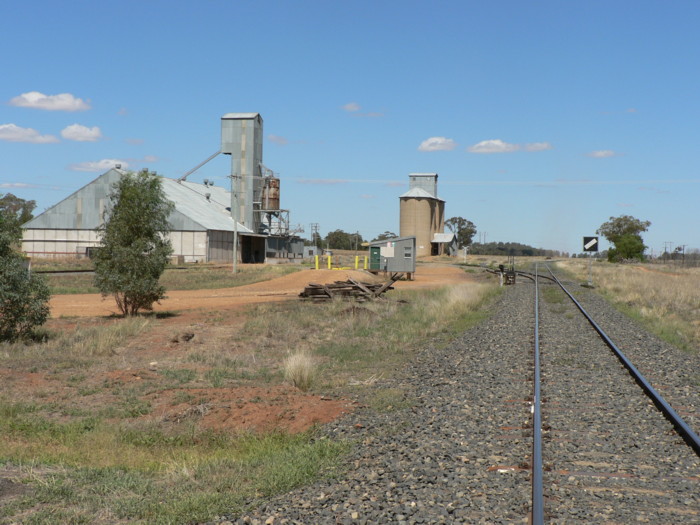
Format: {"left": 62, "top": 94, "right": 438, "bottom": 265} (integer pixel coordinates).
{"left": 583, "top": 236, "right": 599, "bottom": 286}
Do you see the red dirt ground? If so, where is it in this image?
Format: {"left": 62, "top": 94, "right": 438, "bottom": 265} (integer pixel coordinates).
{"left": 21, "top": 264, "right": 474, "bottom": 434}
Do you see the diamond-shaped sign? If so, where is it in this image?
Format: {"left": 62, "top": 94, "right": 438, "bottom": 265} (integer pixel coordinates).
{"left": 583, "top": 236, "right": 599, "bottom": 252}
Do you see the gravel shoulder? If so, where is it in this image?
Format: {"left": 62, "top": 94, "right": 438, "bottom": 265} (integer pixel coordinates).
{"left": 221, "top": 283, "right": 535, "bottom": 524}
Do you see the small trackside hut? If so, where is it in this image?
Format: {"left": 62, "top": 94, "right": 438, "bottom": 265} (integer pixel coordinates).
{"left": 368, "top": 236, "right": 416, "bottom": 280}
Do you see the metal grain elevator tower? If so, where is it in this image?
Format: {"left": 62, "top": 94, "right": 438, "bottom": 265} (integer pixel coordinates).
{"left": 221, "top": 113, "right": 264, "bottom": 233}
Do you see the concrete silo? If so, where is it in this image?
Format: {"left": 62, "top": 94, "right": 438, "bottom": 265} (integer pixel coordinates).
{"left": 399, "top": 173, "right": 445, "bottom": 257}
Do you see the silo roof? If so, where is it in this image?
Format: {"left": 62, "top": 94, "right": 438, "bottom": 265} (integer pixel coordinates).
{"left": 221, "top": 112, "right": 261, "bottom": 119}
{"left": 399, "top": 187, "right": 444, "bottom": 201}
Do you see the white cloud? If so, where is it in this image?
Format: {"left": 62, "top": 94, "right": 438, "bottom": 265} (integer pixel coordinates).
{"left": 524, "top": 142, "right": 553, "bottom": 152}
{"left": 297, "top": 178, "right": 349, "bottom": 185}
{"left": 10, "top": 91, "right": 90, "bottom": 111}
{"left": 341, "top": 102, "right": 384, "bottom": 117}
{"left": 268, "top": 134, "right": 289, "bottom": 145}
{"left": 0, "top": 123, "right": 59, "bottom": 143}
{"left": 418, "top": 137, "right": 457, "bottom": 152}
{"left": 588, "top": 150, "right": 617, "bottom": 158}
{"left": 142, "top": 155, "right": 159, "bottom": 163}
{"left": 0, "top": 182, "right": 32, "bottom": 188}
{"left": 468, "top": 139, "right": 520, "bottom": 154}
{"left": 61, "top": 124, "right": 102, "bottom": 142}
{"left": 70, "top": 159, "right": 129, "bottom": 172}
{"left": 467, "top": 139, "right": 553, "bottom": 154}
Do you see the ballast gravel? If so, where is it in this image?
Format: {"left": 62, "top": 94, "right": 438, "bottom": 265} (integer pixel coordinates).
{"left": 211, "top": 273, "right": 700, "bottom": 524}
{"left": 537, "top": 274, "right": 700, "bottom": 524}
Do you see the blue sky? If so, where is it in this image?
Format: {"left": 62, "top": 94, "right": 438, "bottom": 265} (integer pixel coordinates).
{"left": 2, "top": 0, "right": 699, "bottom": 255}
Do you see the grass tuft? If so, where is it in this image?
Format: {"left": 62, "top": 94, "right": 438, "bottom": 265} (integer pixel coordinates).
{"left": 284, "top": 352, "right": 316, "bottom": 391}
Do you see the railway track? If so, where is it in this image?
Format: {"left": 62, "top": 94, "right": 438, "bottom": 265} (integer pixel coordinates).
{"left": 219, "top": 265, "right": 699, "bottom": 524}
{"left": 531, "top": 265, "right": 700, "bottom": 523}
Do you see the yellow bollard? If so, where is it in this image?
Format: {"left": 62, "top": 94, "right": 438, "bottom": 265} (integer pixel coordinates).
{"left": 354, "top": 255, "right": 359, "bottom": 269}
{"left": 328, "top": 255, "right": 332, "bottom": 269}
{"left": 315, "top": 255, "right": 319, "bottom": 270}
{"left": 363, "top": 255, "right": 368, "bottom": 270}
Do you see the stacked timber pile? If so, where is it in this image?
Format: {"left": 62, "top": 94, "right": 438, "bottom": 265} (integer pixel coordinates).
{"left": 299, "top": 274, "right": 402, "bottom": 301}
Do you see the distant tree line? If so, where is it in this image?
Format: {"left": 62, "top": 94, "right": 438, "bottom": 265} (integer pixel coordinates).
{"left": 304, "top": 229, "right": 367, "bottom": 250}
{"left": 468, "top": 242, "right": 565, "bottom": 258}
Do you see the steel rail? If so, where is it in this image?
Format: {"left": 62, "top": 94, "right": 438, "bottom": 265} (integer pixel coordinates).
{"left": 545, "top": 266, "right": 700, "bottom": 456}
{"left": 532, "top": 265, "right": 544, "bottom": 524}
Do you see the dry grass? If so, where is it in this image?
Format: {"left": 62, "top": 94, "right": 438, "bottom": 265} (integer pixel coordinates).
{"left": 0, "top": 269, "right": 499, "bottom": 524}
{"left": 0, "top": 317, "right": 151, "bottom": 366}
{"left": 284, "top": 352, "right": 316, "bottom": 391}
{"left": 43, "top": 261, "right": 305, "bottom": 294}
{"left": 555, "top": 260, "right": 700, "bottom": 352}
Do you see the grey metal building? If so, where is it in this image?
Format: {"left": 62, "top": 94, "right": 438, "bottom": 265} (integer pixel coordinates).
{"left": 22, "top": 112, "right": 305, "bottom": 263}
{"left": 21, "top": 167, "right": 301, "bottom": 263}
{"left": 368, "top": 236, "right": 417, "bottom": 278}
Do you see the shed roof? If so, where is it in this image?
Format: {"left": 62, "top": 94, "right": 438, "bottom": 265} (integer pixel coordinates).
{"left": 368, "top": 235, "right": 416, "bottom": 247}
{"left": 160, "top": 178, "right": 252, "bottom": 233}
{"left": 23, "top": 168, "right": 252, "bottom": 233}
{"left": 432, "top": 232, "right": 456, "bottom": 243}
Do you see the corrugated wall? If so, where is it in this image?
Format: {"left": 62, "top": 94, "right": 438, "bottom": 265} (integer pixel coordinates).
{"left": 22, "top": 229, "right": 101, "bottom": 257}
{"left": 23, "top": 229, "right": 209, "bottom": 262}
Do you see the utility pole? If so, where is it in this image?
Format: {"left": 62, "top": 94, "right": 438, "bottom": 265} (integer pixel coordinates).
{"left": 310, "top": 223, "right": 320, "bottom": 250}
{"left": 231, "top": 172, "right": 239, "bottom": 274}
{"left": 664, "top": 241, "right": 673, "bottom": 262}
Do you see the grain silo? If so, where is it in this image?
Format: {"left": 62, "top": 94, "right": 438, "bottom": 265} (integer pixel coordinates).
{"left": 399, "top": 173, "right": 445, "bottom": 257}
{"left": 221, "top": 112, "right": 264, "bottom": 233}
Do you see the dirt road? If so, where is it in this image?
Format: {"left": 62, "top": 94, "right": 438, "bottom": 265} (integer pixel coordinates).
{"left": 49, "top": 264, "right": 475, "bottom": 318}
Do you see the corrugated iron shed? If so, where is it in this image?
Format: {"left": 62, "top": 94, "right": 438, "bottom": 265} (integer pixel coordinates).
{"left": 23, "top": 168, "right": 252, "bottom": 234}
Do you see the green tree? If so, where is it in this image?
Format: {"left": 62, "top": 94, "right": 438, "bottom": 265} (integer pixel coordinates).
{"left": 0, "top": 201, "right": 21, "bottom": 253}
{"left": 607, "top": 233, "right": 646, "bottom": 262}
{"left": 597, "top": 215, "right": 650, "bottom": 262}
{"left": 371, "top": 231, "right": 397, "bottom": 242}
{"left": 0, "top": 205, "right": 50, "bottom": 341}
{"left": 310, "top": 231, "right": 322, "bottom": 247}
{"left": 93, "top": 170, "right": 175, "bottom": 316}
{"left": 0, "top": 193, "right": 36, "bottom": 225}
{"left": 324, "top": 230, "right": 363, "bottom": 250}
{"left": 445, "top": 217, "right": 477, "bottom": 248}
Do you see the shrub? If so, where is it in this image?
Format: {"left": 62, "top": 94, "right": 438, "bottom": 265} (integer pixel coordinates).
{"left": 0, "top": 205, "right": 50, "bottom": 342}
{"left": 93, "top": 170, "right": 174, "bottom": 316}
{"left": 0, "top": 256, "right": 51, "bottom": 342}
